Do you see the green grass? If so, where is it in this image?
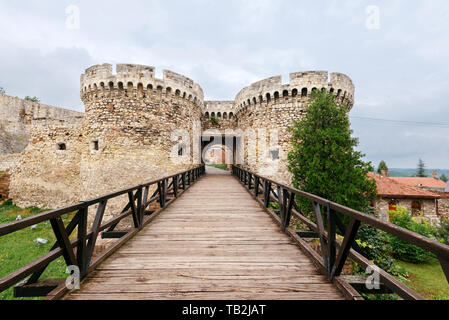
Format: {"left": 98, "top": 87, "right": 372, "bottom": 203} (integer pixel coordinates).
{"left": 207, "top": 164, "right": 228, "bottom": 171}
{"left": 395, "top": 258, "right": 449, "bottom": 300}
{"left": 0, "top": 200, "right": 75, "bottom": 300}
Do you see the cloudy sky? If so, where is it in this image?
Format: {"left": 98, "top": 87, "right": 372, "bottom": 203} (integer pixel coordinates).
{"left": 0, "top": 0, "right": 448, "bottom": 168}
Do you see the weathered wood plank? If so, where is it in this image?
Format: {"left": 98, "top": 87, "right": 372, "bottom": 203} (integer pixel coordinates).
{"left": 64, "top": 170, "right": 345, "bottom": 300}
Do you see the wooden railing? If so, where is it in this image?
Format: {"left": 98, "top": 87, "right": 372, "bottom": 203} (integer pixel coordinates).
{"left": 232, "top": 165, "right": 449, "bottom": 300}
{"left": 0, "top": 165, "right": 205, "bottom": 299}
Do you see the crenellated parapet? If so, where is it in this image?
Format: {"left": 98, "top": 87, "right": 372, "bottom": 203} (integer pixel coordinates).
{"left": 203, "top": 101, "right": 236, "bottom": 119}
{"left": 80, "top": 63, "right": 204, "bottom": 107}
{"left": 234, "top": 71, "right": 354, "bottom": 116}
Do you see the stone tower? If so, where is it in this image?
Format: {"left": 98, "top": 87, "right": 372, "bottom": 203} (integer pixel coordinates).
{"left": 79, "top": 64, "right": 204, "bottom": 200}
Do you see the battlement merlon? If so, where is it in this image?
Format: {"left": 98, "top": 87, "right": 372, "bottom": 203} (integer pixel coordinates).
{"left": 80, "top": 63, "right": 204, "bottom": 104}
{"left": 203, "top": 101, "right": 235, "bottom": 114}
{"left": 234, "top": 71, "right": 355, "bottom": 113}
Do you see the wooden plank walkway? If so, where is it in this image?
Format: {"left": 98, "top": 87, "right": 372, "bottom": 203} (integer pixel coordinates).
{"left": 64, "top": 167, "right": 344, "bottom": 300}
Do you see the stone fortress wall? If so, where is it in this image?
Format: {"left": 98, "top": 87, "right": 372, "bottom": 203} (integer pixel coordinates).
{"left": 202, "top": 101, "right": 237, "bottom": 131}
{"left": 0, "top": 94, "right": 83, "bottom": 158}
{"left": 1, "top": 64, "right": 355, "bottom": 221}
{"left": 79, "top": 64, "right": 204, "bottom": 216}
{"left": 204, "top": 71, "right": 355, "bottom": 183}
{"left": 0, "top": 94, "right": 83, "bottom": 207}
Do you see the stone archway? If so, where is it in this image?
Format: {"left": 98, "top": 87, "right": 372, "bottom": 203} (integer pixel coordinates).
{"left": 200, "top": 134, "right": 242, "bottom": 167}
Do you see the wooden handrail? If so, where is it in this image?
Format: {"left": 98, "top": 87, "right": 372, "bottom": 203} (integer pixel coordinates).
{"left": 0, "top": 165, "right": 206, "bottom": 297}
{"left": 232, "top": 165, "right": 449, "bottom": 300}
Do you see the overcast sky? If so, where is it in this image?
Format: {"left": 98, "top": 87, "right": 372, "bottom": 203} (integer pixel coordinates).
{"left": 0, "top": 0, "right": 448, "bottom": 168}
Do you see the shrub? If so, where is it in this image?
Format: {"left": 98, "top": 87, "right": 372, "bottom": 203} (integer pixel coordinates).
{"left": 2, "top": 199, "right": 13, "bottom": 206}
{"left": 436, "top": 218, "right": 449, "bottom": 246}
{"left": 356, "top": 207, "right": 394, "bottom": 271}
{"left": 210, "top": 116, "right": 219, "bottom": 125}
{"left": 386, "top": 206, "right": 436, "bottom": 263}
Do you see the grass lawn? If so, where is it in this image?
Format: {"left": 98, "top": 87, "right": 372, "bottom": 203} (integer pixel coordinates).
{"left": 396, "top": 258, "right": 449, "bottom": 300}
{"left": 207, "top": 164, "right": 228, "bottom": 171}
{"left": 0, "top": 200, "right": 75, "bottom": 300}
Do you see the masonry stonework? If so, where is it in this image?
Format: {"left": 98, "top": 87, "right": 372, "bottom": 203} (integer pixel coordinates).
{"left": 1, "top": 64, "right": 354, "bottom": 222}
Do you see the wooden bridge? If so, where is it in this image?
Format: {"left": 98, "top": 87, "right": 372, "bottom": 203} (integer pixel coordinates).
{"left": 1, "top": 165, "right": 449, "bottom": 300}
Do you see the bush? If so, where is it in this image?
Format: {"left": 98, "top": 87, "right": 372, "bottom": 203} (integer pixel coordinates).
{"left": 2, "top": 199, "right": 13, "bottom": 206}
{"left": 436, "top": 218, "right": 449, "bottom": 246}
{"left": 210, "top": 116, "right": 219, "bottom": 125}
{"left": 356, "top": 225, "right": 394, "bottom": 270}
{"left": 386, "top": 206, "right": 436, "bottom": 263}
{"left": 356, "top": 207, "right": 394, "bottom": 271}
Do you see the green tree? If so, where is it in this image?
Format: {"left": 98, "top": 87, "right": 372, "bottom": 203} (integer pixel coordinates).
{"left": 416, "top": 159, "right": 427, "bottom": 177}
{"left": 210, "top": 115, "right": 219, "bottom": 125}
{"left": 287, "top": 90, "right": 377, "bottom": 215}
{"left": 377, "top": 160, "right": 388, "bottom": 174}
{"left": 0, "top": 87, "right": 5, "bottom": 95}
{"left": 440, "top": 174, "right": 448, "bottom": 183}
{"left": 24, "top": 96, "right": 40, "bottom": 103}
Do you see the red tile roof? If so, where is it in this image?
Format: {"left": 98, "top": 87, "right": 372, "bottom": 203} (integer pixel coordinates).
{"left": 368, "top": 173, "right": 440, "bottom": 199}
{"left": 390, "top": 177, "right": 447, "bottom": 189}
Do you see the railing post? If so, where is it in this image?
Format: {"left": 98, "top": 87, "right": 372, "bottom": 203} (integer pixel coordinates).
{"left": 331, "top": 218, "right": 361, "bottom": 278}
{"left": 137, "top": 187, "right": 143, "bottom": 229}
{"left": 129, "top": 191, "right": 140, "bottom": 228}
{"left": 313, "top": 202, "right": 329, "bottom": 273}
{"left": 182, "top": 173, "right": 186, "bottom": 190}
{"left": 248, "top": 173, "right": 252, "bottom": 190}
{"left": 264, "top": 181, "right": 271, "bottom": 208}
{"left": 77, "top": 206, "right": 88, "bottom": 279}
{"left": 327, "top": 202, "right": 336, "bottom": 278}
{"left": 254, "top": 176, "right": 259, "bottom": 198}
{"left": 277, "top": 186, "right": 283, "bottom": 220}
{"left": 283, "top": 191, "right": 294, "bottom": 231}
{"left": 173, "top": 175, "right": 178, "bottom": 197}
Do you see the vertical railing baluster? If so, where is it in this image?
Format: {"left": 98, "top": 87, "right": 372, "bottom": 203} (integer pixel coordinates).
{"left": 182, "top": 173, "right": 186, "bottom": 190}
{"left": 77, "top": 206, "right": 88, "bottom": 279}
{"left": 264, "top": 181, "right": 271, "bottom": 208}
{"left": 278, "top": 186, "right": 283, "bottom": 221}
{"left": 137, "top": 187, "right": 143, "bottom": 229}
{"left": 173, "top": 175, "right": 178, "bottom": 197}
{"left": 327, "top": 202, "right": 336, "bottom": 277}
{"left": 254, "top": 176, "right": 259, "bottom": 198}
{"left": 128, "top": 191, "right": 139, "bottom": 228}
{"left": 313, "top": 202, "right": 329, "bottom": 274}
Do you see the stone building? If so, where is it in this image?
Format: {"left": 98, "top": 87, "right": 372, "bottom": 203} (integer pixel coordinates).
{"left": 368, "top": 173, "right": 440, "bottom": 224}
{"left": 1, "top": 63, "right": 355, "bottom": 221}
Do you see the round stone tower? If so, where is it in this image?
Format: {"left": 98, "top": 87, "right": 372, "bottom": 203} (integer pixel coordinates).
{"left": 79, "top": 63, "right": 204, "bottom": 201}
{"left": 234, "top": 71, "right": 355, "bottom": 183}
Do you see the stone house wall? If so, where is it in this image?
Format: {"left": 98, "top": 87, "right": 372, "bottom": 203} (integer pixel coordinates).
{"left": 373, "top": 197, "right": 439, "bottom": 224}
{"left": 0, "top": 171, "right": 10, "bottom": 200}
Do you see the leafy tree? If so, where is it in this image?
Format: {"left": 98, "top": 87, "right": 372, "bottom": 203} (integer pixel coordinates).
{"left": 287, "top": 90, "right": 377, "bottom": 215}
{"left": 24, "top": 96, "right": 40, "bottom": 103}
{"left": 440, "top": 174, "right": 448, "bottom": 183}
{"left": 377, "top": 160, "right": 388, "bottom": 175}
{"left": 0, "top": 87, "right": 5, "bottom": 94}
{"left": 416, "top": 159, "right": 427, "bottom": 177}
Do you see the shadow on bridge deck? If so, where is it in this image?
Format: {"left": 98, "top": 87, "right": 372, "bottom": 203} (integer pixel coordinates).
{"left": 64, "top": 170, "right": 345, "bottom": 300}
